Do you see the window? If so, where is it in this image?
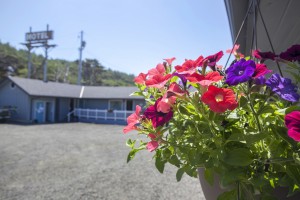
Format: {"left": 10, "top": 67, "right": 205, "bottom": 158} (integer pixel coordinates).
{"left": 126, "top": 100, "right": 133, "bottom": 110}
{"left": 11, "top": 82, "right": 15, "bottom": 88}
{"left": 109, "top": 100, "right": 122, "bottom": 110}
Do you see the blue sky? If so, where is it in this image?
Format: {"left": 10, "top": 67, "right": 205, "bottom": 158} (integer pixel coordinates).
{"left": 0, "top": 0, "right": 233, "bottom": 76}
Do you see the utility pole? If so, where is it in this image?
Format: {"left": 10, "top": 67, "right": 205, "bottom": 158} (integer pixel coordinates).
{"left": 43, "top": 24, "right": 56, "bottom": 82}
{"left": 77, "top": 31, "right": 86, "bottom": 85}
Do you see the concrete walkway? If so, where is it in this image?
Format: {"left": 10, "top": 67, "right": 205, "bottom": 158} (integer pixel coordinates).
{"left": 0, "top": 123, "right": 205, "bottom": 200}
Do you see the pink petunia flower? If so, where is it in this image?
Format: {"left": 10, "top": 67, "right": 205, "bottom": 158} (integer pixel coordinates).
{"left": 285, "top": 111, "right": 300, "bottom": 142}
{"left": 134, "top": 72, "right": 148, "bottom": 84}
{"left": 123, "top": 105, "right": 142, "bottom": 133}
{"left": 145, "top": 74, "right": 172, "bottom": 89}
{"left": 146, "top": 133, "right": 160, "bottom": 152}
{"left": 148, "top": 63, "right": 166, "bottom": 78}
{"left": 175, "top": 55, "right": 204, "bottom": 74}
{"left": 187, "top": 71, "right": 223, "bottom": 88}
{"left": 157, "top": 83, "right": 186, "bottom": 113}
{"left": 226, "top": 44, "right": 240, "bottom": 54}
{"left": 164, "top": 57, "right": 176, "bottom": 66}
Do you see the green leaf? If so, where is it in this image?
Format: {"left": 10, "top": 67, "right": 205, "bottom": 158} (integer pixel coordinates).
{"left": 220, "top": 169, "right": 244, "bottom": 187}
{"left": 155, "top": 156, "right": 166, "bottom": 174}
{"left": 217, "top": 189, "right": 237, "bottom": 200}
{"left": 176, "top": 168, "right": 185, "bottom": 182}
{"left": 169, "top": 155, "right": 181, "bottom": 168}
{"left": 222, "top": 148, "right": 253, "bottom": 166}
{"left": 244, "top": 133, "right": 267, "bottom": 144}
{"left": 130, "top": 91, "right": 144, "bottom": 97}
{"left": 239, "top": 96, "right": 248, "bottom": 108}
{"left": 286, "top": 165, "right": 300, "bottom": 185}
{"left": 285, "top": 106, "right": 300, "bottom": 114}
{"left": 271, "top": 125, "right": 297, "bottom": 148}
{"left": 127, "top": 149, "right": 137, "bottom": 163}
{"left": 204, "top": 168, "right": 214, "bottom": 186}
{"left": 126, "top": 139, "right": 136, "bottom": 148}
{"left": 183, "top": 165, "right": 197, "bottom": 177}
{"left": 258, "top": 105, "right": 275, "bottom": 115}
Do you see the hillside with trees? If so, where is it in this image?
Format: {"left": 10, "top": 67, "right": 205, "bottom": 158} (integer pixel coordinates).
{"left": 0, "top": 41, "right": 135, "bottom": 86}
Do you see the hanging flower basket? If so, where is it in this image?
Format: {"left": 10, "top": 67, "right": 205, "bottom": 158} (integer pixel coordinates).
{"left": 123, "top": 44, "right": 300, "bottom": 199}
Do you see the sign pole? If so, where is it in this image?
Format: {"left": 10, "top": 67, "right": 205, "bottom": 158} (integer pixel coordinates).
{"left": 27, "top": 27, "right": 32, "bottom": 78}
{"left": 43, "top": 24, "right": 49, "bottom": 82}
{"left": 23, "top": 24, "right": 56, "bottom": 81}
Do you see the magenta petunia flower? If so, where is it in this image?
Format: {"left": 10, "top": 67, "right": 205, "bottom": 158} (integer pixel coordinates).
{"left": 144, "top": 98, "right": 173, "bottom": 128}
{"left": 266, "top": 73, "right": 299, "bottom": 102}
{"left": 252, "top": 50, "right": 277, "bottom": 62}
{"left": 252, "top": 63, "right": 272, "bottom": 78}
{"left": 279, "top": 44, "right": 300, "bottom": 62}
{"left": 225, "top": 59, "right": 256, "bottom": 86}
{"left": 285, "top": 111, "right": 300, "bottom": 142}
{"left": 204, "top": 51, "right": 224, "bottom": 71}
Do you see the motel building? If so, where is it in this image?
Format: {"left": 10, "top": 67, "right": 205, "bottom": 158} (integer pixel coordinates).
{"left": 0, "top": 76, "right": 144, "bottom": 124}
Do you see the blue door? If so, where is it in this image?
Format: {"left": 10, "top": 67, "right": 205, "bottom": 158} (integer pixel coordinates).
{"left": 35, "top": 101, "right": 45, "bottom": 123}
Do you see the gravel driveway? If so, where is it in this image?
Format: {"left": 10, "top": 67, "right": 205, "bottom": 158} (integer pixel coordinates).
{"left": 0, "top": 123, "right": 205, "bottom": 200}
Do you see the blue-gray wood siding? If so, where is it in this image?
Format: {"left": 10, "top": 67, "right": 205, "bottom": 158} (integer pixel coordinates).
{"left": 80, "top": 99, "right": 108, "bottom": 109}
{"left": 79, "top": 99, "right": 145, "bottom": 110}
{"left": 57, "top": 98, "right": 71, "bottom": 122}
{"left": 0, "top": 80, "right": 31, "bottom": 122}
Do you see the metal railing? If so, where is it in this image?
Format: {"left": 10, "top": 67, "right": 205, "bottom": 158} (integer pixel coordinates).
{"left": 67, "top": 108, "right": 134, "bottom": 122}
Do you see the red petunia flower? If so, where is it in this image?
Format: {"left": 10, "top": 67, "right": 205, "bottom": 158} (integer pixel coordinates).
{"left": 201, "top": 85, "right": 238, "bottom": 113}
{"left": 285, "top": 111, "right": 300, "bottom": 142}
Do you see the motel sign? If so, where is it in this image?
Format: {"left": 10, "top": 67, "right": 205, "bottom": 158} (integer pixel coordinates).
{"left": 25, "top": 31, "right": 54, "bottom": 42}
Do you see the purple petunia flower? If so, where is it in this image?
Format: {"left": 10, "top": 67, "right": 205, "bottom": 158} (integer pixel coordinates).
{"left": 225, "top": 59, "right": 256, "bottom": 86}
{"left": 266, "top": 73, "right": 300, "bottom": 102}
{"left": 255, "top": 76, "right": 266, "bottom": 85}
{"left": 172, "top": 73, "right": 188, "bottom": 87}
{"left": 279, "top": 44, "right": 300, "bottom": 62}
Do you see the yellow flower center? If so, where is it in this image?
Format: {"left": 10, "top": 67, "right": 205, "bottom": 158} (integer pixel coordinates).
{"left": 215, "top": 94, "right": 224, "bottom": 102}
